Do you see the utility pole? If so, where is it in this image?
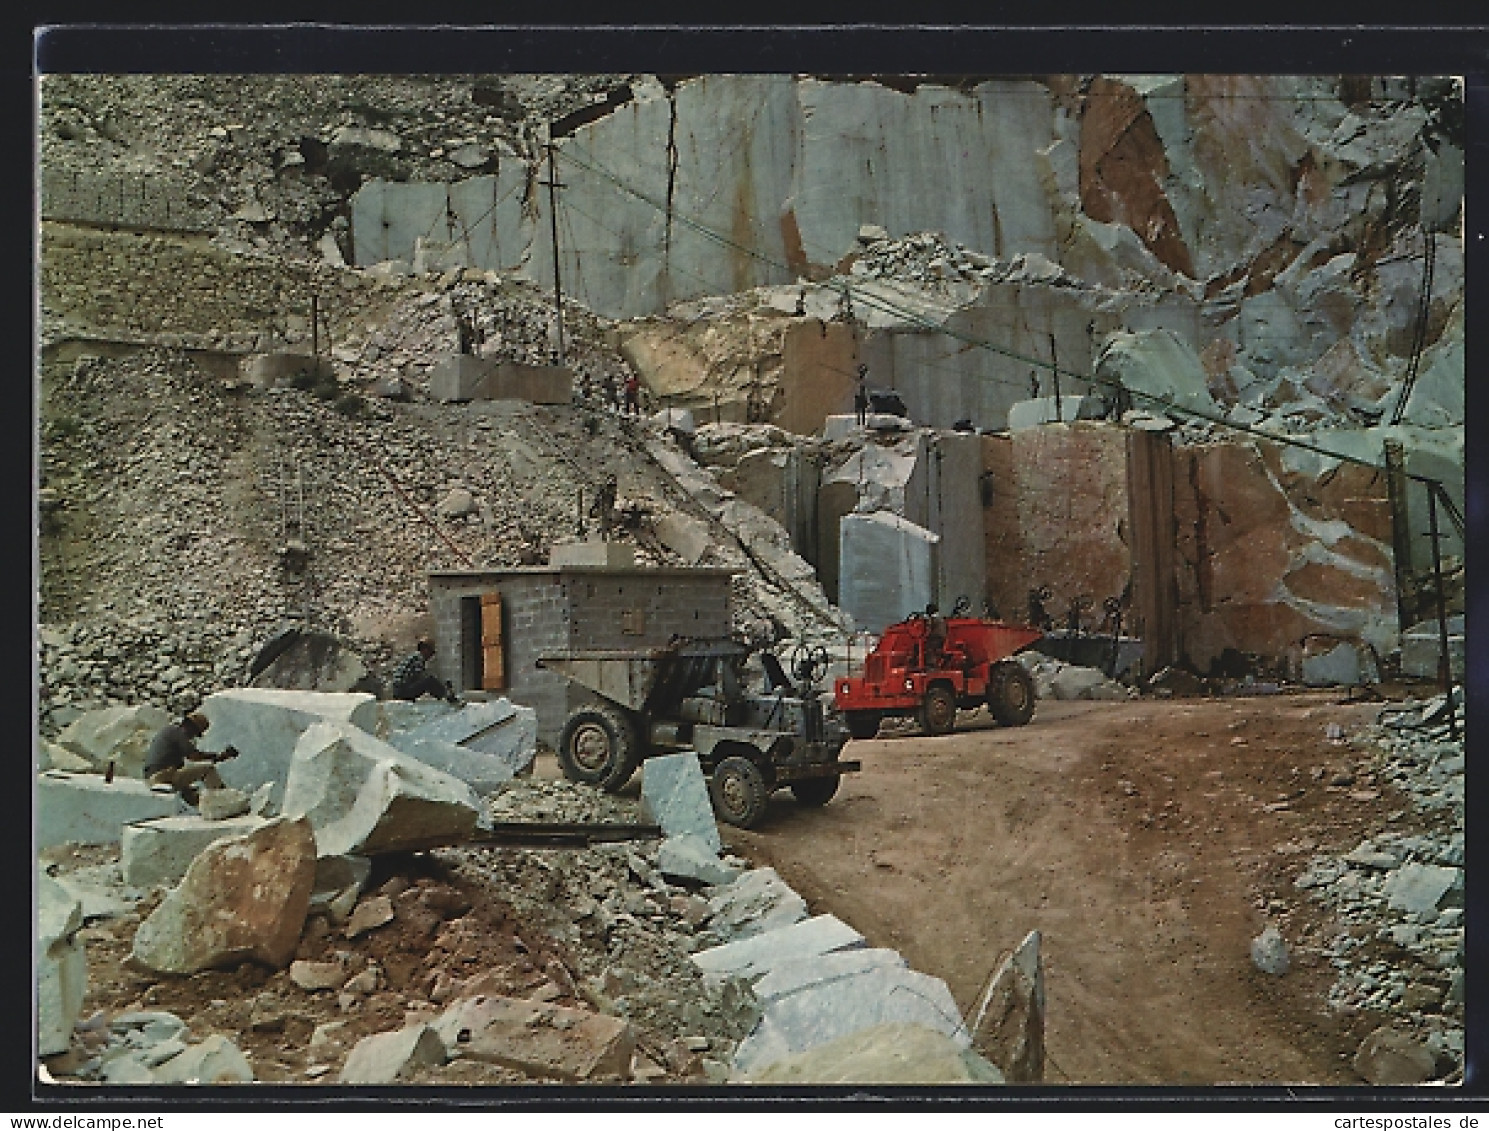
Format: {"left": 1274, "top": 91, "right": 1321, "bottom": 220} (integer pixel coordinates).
{"left": 1049, "top": 332, "right": 1062, "bottom": 422}
{"left": 543, "top": 142, "right": 566, "bottom": 366}
{"left": 1384, "top": 440, "right": 1415, "bottom": 630}
{"left": 1426, "top": 484, "right": 1458, "bottom": 741}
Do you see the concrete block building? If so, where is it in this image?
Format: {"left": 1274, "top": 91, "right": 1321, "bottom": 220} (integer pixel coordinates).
{"left": 427, "top": 564, "right": 735, "bottom": 745}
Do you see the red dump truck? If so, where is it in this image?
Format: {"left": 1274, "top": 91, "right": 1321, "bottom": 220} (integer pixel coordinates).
{"left": 833, "top": 612, "right": 1044, "bottom": 738}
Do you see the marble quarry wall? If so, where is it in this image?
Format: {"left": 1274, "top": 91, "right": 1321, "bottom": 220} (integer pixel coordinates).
{"left": 982, "top": 424, "right": 1133, "bottom": 627}
{"left": 979, "top": 421, "right": 1400, "bottom": 676}
{"left": 1173, "top": 439, "right": 1397, "bottom": 673}
{"left": 353, "top": 73, "right": 1462, "bottom": 447}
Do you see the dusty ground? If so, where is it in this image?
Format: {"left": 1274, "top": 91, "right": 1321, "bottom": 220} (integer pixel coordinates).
{"left": 714, "top": 690, "right": 1433, "bottom": 1086}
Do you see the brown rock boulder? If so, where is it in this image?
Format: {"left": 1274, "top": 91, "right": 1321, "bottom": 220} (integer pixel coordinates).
{"left": 970, "top": 929, "right": 1045, "bottom": 1083}
{"left": 1353, "top": 1026, "right": 1436, "bottom": 1085}
{"left": 131, "top": 816, "right": 316, "bottom": 974}
{"left": 430, "top": 994, "right": 635, "bottom": 1082}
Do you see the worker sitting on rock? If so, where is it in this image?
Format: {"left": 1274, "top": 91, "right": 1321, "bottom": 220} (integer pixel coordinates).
{"left": 391, "top": 639, "right": 461, "bottom": 704}
{"left": 145, "top": 712, "right": 237, "bottom": 806}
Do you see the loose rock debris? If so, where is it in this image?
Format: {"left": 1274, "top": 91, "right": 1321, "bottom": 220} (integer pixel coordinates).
{"left": 41, "top": 758, "right": 1005, "bottom": 1086}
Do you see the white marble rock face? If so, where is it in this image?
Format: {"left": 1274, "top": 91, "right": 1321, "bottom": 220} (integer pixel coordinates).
{"left": 199, "top": 688, "right": 382, "bottom": 811}
{"left": 281, "top": 720, "right": 483, "bottom": 858}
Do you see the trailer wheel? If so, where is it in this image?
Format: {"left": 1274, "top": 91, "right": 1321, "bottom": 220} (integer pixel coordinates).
{"left": 919, "top": 684, "right": 957, "bottom": 736}
{"left": 710, "top": 756, "right": 770, "bottom": 828}
{"left": 845, "top": 710, "right": 881, "bottom": 740}
{"left": 557, "top": 702, "right": 641, "bottom": 792}
{"left": 989, "top": 662, "right": 1036, "bottom": 727}
{"left": 790, "top": 775, "right": 840, "bottom": 806}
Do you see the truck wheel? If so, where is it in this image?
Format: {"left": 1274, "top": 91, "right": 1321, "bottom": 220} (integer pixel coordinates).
{"left": 845, "top": 710, "right": 881, "bottom": 740}
{"left": 989, "top": 662, "right": 1036, "bottom": 726}
{"left": 919, "top": 685, "right": 957, "bottom": 736}
{"left": 791, "top": 775, "right": 840, "bottom": 806}
{"left": 557, "top": 702, "right": 641, "bottom": 792}
{"left": 710, "top": 756, "right": 770, "bottom": 828}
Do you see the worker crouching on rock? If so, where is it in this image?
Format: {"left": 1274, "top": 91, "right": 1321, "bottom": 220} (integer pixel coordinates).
{"left": 391, "top": 639, "right": 462, "bottom": 705}
{"left": 145, "top": 711, "right": 237, "bottom": 806}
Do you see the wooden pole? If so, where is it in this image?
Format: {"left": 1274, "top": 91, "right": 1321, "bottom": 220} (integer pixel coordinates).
{"left": 1049, "top": 333, "right": 1062, "bottom": 422}
{"left": 546, "top": 144, "right": 566, "bottom": 365}
{"left": 1384, "top": 440, "right": 1415, "bottom": 630}
{"left": 1427, "top": 485, "right": 1457, "bottom": 741}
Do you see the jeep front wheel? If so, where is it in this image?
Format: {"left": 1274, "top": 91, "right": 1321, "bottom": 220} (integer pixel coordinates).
{"left": 709, "top": 756, "right": 770, "bottom": 828}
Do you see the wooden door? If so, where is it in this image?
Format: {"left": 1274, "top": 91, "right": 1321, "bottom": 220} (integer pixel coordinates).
{"left": 480, "top": 591, "right": 506, "bottom": 690}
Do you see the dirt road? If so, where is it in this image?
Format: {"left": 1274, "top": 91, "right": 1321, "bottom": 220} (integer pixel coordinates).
{"left": 716, "top": 692, "right": 1406, "bottom": 1085}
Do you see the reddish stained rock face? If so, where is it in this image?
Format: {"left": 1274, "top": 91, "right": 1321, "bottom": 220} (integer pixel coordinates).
{"left": 1285, "top": 560, "right": 1390, "bottom": 611}
{"left": 1175, "top": 440, "right": 1394, "bottom": 668}
{"left": 131, "top": 816, "right": 317, "bottom": 975}
{"left": 982, "top": 425, "right": 1132, "bottom": 626}
{"left": 1078, "top": 77, "right": 1195, "bottom": 278}
{"left": 982, "top": 427, "right": 1395, "bottom": 672}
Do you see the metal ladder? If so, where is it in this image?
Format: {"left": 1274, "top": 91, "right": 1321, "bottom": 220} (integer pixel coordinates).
{"left": 276, "top": 449, "right": 313, "bottom": 625}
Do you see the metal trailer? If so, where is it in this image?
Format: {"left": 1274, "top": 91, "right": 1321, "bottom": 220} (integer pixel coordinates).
{"left": 537, "top": 637, "right": 858, "bottom": 828}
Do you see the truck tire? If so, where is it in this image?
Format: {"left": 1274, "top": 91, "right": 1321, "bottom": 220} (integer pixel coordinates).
{"left": 710, "top": 756, "right": 770, "bottom": 828}
{"left": 989, "top": 662, "right": 1036, "bottom": 727}
{"left": 557, "top": 702, "right": 641, "bottom": 792}
{"left": 919, "top": 684, "right": 957, "bottom": 736}
{"left": 790, "top": 774, "right": 840, "bottom": 806}
{"left": 845, "top": 710, "right": 881, "bottom": 740}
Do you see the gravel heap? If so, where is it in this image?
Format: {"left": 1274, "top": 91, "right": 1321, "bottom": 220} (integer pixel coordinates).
{"left": 849, "top": 229, "right": 1098, "bottom": 298}
{"left": 37, "top": 346, "right": 669, "bottom": 736}
{"left": 332, "top": 271, "right": 634, "bottom": 403}
{"left": 38, "top": 346, "right": 842, "bottom": 737}
{"left": 1287, "top": 691, "right": 1464, "bottom": 1076}
{"left": 461, "top": 776, "right": 764, "bottom": 1077}
{"left": 445, "top": 831, "right": 760, "bottom": 1080}
{"left": 46, "top": 799, "right": 762, "bottom": 1085}
{"left": 486, "top": 777, "right": 641, "bottom": 826}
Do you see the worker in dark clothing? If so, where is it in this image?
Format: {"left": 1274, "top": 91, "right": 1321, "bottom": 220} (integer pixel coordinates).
{"left": 1028, "top": 586, "right": 1054, "bottom": 632}
{"left": 623, "top": 373, "right": 641, "bottom": 416}
{"left": 924, "top": 602, "right": 948, "bottom": 666}
{"left": 391, "top": 639, "right": 461, "bottom": 704}
{"left": 590, "top": 474, "right": 619, "bottom": 536}
{"left": 145, "top": 712, "right": 237, "bottom": 806}
{"left": 854, "top": 365, "right": 869, "bottom": 426}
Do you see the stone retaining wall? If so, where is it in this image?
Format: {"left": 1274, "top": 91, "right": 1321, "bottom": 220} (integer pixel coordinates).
{"left": 39, "top": 167, "right": 218, "bottom": 233}
{"left": 39, "top": 222, "right": 393, "bottom": 350}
